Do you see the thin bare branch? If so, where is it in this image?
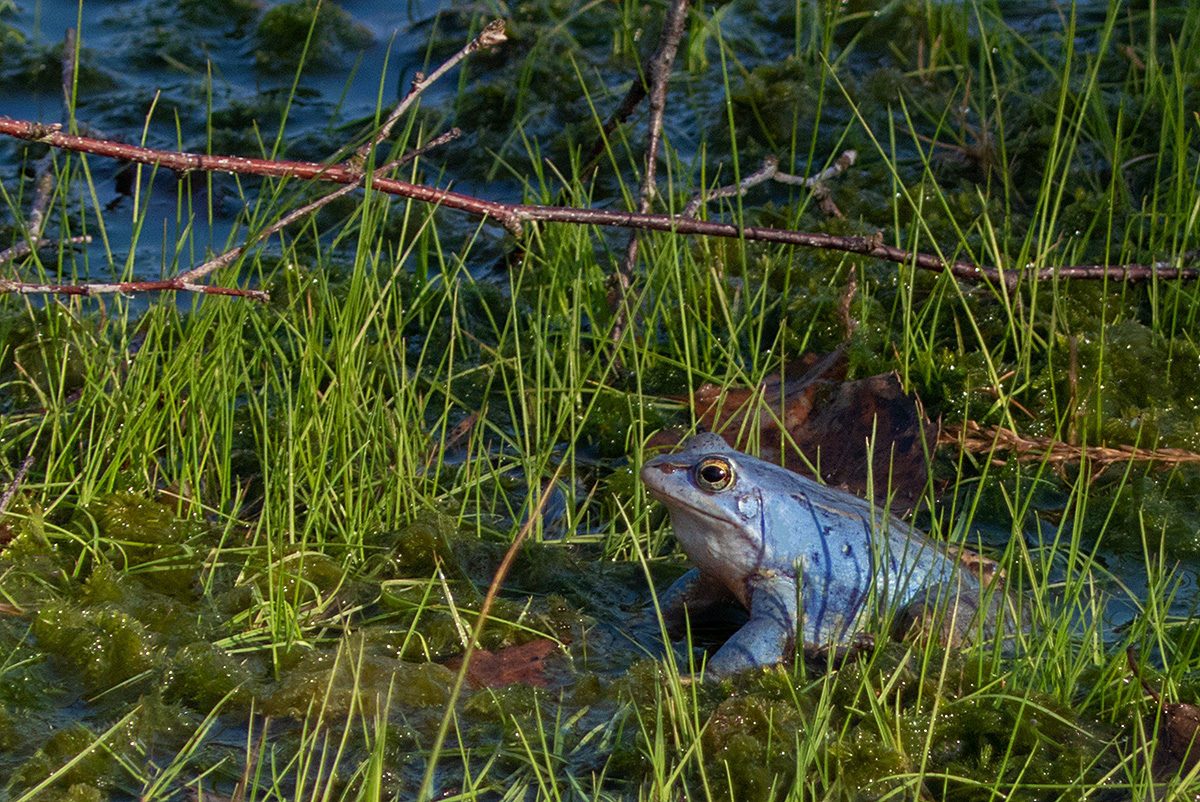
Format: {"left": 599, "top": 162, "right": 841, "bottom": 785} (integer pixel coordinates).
{"left": 584, "top": 3, "right": 693, "bottom": 171}
{"left": 0, "top": 453, "right": 35, "bottom": 518}
{"left": 0, "top": 235, "right": 93, "bottom": 266}
{"left": 26, "top": 159, "right": 56, "bottom": 241}
{"left": 3, "top": 117, "right": 1197, "bottom": 286}
{"left": 25, "top": 29, "right": 78, "bottom": 243}
{"left": 683, "top": 150, "right": 858, "bottom": 218}
{"left": 942, "top": 421, "right": 1200, "bottom": 470}
{"left": 177, "top": 128, "right": 462, "bottom": 283}
{"left": 356, "top": 20, "right": 505, "bottom": 161}
{"left": 773, "top": 150, "right": 858, "bottom": 187}
{"left": 683, "top": 157, "right": 779, "bottom": 218}
{"left": 0, "top": 276, "right": 268, "bottom": 302}
{"left": 613, "top": 0, "right": 692, "bottom": 347}
{"left": 61, "top": 28, "right": 77, "bottom": 121}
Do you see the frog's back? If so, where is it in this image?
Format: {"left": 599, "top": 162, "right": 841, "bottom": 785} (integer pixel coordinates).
{"left": 757, "top": 469, "right": 972, "bottom": 642}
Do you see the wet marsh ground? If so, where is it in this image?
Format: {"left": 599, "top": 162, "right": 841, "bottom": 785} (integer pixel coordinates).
{"left": 2, "top": 0, "right": 1200, "bottom": 799}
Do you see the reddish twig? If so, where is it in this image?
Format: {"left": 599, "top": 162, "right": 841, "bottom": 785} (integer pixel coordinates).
{"left": 3, "top": 117, "right": 1198, "bottom": 287}
{"left": 177, "top": 127, "right": 462, "bottom": 283}
{"left": 0, "top": 277, "right": 268, "bottom": 301}
{"left": 179, "top": 19, "right": 484, "bottom": 285}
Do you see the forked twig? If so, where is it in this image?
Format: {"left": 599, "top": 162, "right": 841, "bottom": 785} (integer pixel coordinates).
{"left": 178, "top": 17, "right": 494, "bottom": 284}
{"left": 176, "top": 127, "right": 462, "bottom": 283}
{"left": 3, "top": 117, "right": 1197, "bottom": 287}
{"left": 2, "top": 21, "right": 495, "bottom": 300}
{"left": 683, "top": 150, "right": 858, "bottom": 218}
{"left": 356, "top": 20, "right": 505, "bottom": 161}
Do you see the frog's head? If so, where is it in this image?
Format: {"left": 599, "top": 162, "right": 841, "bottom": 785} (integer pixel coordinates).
{"left": 640, "top": 433, "right": 781, "bottom": 601}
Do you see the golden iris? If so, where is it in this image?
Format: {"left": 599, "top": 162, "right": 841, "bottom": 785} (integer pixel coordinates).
{"left": 695, "top": 457, "right": 735, "bottom": 492}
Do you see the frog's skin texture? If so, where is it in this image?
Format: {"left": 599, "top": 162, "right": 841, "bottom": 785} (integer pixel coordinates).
{"left": 640, "top": 433, "right": 986, "bottom": 679}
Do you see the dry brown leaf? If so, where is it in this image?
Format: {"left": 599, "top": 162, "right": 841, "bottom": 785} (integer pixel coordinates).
{"left": 670, "top": 350, "right": 935, "bottom": 512}
{"left": 446, "top": 639, "right": 559, "bottom": 688}
{"left": 1128, "top": 648, "right": 1200, "bottom": 781}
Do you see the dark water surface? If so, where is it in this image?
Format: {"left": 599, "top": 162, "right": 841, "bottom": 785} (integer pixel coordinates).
{"left": 0, "top": 0, "right": 1128, "bottom": 280}
{"left": 2, "top": 0, "right": 447, "bottom": 282}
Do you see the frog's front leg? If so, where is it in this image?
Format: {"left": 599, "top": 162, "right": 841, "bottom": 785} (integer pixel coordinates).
{"left": 704, "top": 573, "right": 798, "bottom": 679}
{"left": 657, "top": 568, "right": 740, "bottom": 638}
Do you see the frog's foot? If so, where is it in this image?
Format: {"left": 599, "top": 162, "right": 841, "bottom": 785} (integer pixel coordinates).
{"left": 802, "top": 632, "right": 876, "bottom": 673}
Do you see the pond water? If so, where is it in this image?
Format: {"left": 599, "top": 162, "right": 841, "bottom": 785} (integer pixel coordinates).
{"left": 2, "top": 0, "right": 452, "bottom": 283}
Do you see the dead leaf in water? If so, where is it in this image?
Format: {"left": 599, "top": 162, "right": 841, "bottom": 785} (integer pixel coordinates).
{"left": 446, "top": 639, "right": 559, "bottom": 688}
{"left": 1128, "top": 648, "right": 1200, "bottom": 781}
{"left": 691, "top": 348, "right": 847, "bottom": 437}
{"left": 677, "top": 349, "right": 935, "bottom": 512}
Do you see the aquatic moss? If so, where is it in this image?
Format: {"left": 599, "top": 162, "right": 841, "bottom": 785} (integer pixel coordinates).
{"left": 703, "top": 694, "right": 808, "bottom": 801}
{"left": 32, "top": 603, "right": 159, "bottom": 697}
{"left": 8, "top": 726, "right": 116, "bottom": 796}
{"left": 166, "top": 641, "right": 258, "bottom": 711}
{"left": 254, "top": 0, "right": 374, "bottom": 74}
{"left": 264, "top": 648, "right": 454, "bottom": 718}
{"left": 89, "top": 493, "right": 204, "bottom": 595}
{"left": 177, "top": 0, "right": 260, "bottom": 29}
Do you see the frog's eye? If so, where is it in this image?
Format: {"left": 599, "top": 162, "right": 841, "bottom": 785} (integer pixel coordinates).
{"left": 695, "top": 457, "right": 735, "bottom": 492}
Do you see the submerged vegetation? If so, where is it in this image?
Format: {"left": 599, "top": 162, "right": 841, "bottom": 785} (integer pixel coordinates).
{"left": 2, "top": 0, "right": 1200, "bottom": 799}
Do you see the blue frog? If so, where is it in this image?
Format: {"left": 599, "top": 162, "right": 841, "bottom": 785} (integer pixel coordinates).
{"left": 641, "top": 433, "right": 998, "bottom": 678}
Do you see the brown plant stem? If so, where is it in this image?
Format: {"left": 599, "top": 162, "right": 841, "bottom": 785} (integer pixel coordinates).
{"left": 416, "top": 459, "right": 569, "bottom": 802}
{"left": 0, "top": 276, "right": 269, "bottom": 301}
{"left": 942, "top": 421, "right": 1200, "bottom": 470}
{"left": 3, "top": 116, "right": 1198, "bottom": 287}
